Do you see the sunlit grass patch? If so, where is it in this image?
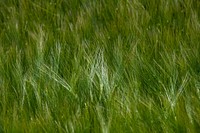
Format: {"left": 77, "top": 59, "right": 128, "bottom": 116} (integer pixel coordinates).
{"left": 0, "top": 0, "right": 200, "bottom": 132}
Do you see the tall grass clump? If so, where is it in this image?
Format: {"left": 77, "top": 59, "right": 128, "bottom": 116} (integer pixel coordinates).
{"left": 0, "top": 0, "right": 200, "bottom": 132}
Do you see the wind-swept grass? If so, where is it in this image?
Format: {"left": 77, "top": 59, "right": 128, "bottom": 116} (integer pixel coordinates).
{"left": 0, "top": 0, "right": 200, "bottom": 132}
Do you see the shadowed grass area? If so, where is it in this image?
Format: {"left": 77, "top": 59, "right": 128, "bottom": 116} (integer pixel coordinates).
{"left": 0, "top": 0, "right": 200, "bottom": 132}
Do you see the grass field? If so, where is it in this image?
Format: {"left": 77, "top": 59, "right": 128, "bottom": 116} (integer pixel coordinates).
{"left": 0, "top": 0, "right": 200, "bottom": 132}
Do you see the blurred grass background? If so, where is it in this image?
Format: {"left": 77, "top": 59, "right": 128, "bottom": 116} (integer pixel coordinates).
{"left": 0, "top": 0, "right": 200, "bottom": 132}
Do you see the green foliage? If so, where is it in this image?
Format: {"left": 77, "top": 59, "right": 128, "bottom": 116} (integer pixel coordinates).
{"left": 0, "top": 0, "right": 200, "bottom": 132}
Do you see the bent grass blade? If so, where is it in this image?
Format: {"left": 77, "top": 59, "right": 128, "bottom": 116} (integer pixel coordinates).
{"left": 38, "top": 64, "right": 77, "bottom": 98}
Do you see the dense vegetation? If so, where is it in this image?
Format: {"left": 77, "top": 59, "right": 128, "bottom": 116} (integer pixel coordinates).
{"left": 0, "top": 0, "right": 200, "bottom": 132}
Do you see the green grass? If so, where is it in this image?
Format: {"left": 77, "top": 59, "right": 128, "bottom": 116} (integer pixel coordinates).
{"left": 0, "top": 0, "right": 200, "bottom": 132}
